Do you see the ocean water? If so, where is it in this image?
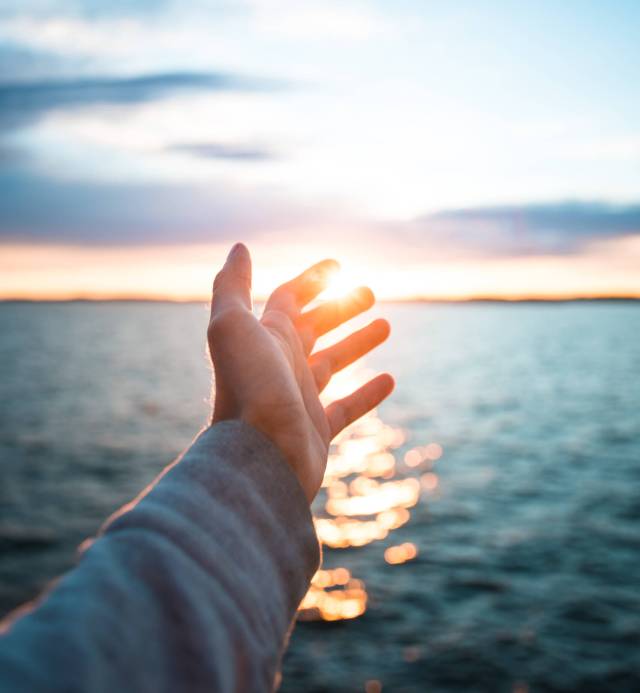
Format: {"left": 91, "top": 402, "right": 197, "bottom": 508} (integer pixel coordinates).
{"left": 1, "top": 301, "right": 639, "bottom": 691}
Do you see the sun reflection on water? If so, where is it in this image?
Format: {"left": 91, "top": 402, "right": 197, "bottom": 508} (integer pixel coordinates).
{"left": 297, "top": 367, "right": 442, "bottom": 622}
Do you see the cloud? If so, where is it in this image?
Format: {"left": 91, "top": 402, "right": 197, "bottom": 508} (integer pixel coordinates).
{"left": 0, "top": 41, "right": 84, "bottom": 82}
{"left": 168, "top": 142, "right": 278, "bottom": 162}
{"left": 0, "top": 71, "right": 279, "bottom": 131}
{"left": 0, "top": 172, "right": 323, "bottom": 245}
{"left": 411, "top": 201, "right": 640, "bottom": 257}
{"left": 1, "top": 170, "right": 638, "bottom": 262}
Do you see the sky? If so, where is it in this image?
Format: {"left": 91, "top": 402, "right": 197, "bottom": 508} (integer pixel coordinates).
{"left": 1, "top": 0, "right": 639, "bottom": 300}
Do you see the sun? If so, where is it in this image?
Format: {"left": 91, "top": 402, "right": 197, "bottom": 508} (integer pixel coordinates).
{"left": 319, "top": 269, "right": 359, "bottom": 301}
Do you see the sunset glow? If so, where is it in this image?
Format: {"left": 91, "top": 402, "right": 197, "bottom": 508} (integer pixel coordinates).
{"left": 1, "top": 3, "right": 639, "bottom": 301}
{"left": 2, "top": 235, "right": 640, "bottom": 301}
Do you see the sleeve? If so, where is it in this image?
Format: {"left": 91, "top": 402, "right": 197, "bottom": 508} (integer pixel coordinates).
{"left": 0, "top": 421, "right": 320, "bottom": 693}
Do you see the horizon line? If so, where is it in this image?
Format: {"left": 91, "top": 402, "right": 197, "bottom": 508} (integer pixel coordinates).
{"left": 2, "top": 295, "right": 639, "bottom": 305}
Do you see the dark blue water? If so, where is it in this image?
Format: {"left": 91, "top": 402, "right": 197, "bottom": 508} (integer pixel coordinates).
{"left": 1, "top": 302, "right": 639, "bottom": 691}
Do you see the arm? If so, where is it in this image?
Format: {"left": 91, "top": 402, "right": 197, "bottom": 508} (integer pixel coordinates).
{"left": 0, "top": 244, "right": 393, "bottom": 692}
{"left": 0, "top": 422, "right": 318, "bottom": 693}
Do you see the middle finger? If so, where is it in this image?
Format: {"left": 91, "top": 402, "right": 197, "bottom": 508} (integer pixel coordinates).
{"left": 296, "top": 286, "right": 375, "bottom": 354}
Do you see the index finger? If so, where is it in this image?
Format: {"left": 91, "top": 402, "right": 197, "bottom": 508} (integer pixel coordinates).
{"left": 264, "top": 259, "right": 339, "bottom": 318}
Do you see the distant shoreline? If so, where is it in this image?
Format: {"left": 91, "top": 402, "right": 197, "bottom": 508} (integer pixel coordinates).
{"left": 2, "top": 297, "right": 639, "bottom": 305}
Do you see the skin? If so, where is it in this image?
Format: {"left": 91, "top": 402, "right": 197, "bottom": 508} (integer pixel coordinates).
{"left": 208, "top": 243, "right": 394, "bottom": 502}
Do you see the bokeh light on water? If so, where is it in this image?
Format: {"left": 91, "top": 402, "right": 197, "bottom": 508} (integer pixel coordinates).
{"left": 297, "top": 367, "right": 441, "bottom": 623}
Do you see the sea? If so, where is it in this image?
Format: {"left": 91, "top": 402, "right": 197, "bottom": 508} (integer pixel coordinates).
{"left": 1, "top": 301, "right": 639, "bottom": 692}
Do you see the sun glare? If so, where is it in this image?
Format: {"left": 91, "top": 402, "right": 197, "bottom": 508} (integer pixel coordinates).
{"left": 295, "top": 364, "right": 440, "bottom": 623}
{"left": 318, "top": 266, "right": 367, "bottom": 301}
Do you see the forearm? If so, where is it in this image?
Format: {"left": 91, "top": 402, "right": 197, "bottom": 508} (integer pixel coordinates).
{"left": 0, "top": 421, "right": 320, "bottom": 693}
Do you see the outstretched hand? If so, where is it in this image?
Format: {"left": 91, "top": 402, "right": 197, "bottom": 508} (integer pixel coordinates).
{"left": 208, "top": 243, "right": 394, "bottom": 502}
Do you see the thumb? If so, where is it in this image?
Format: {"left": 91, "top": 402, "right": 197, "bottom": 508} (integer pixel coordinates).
{"left": 210, "top": 243, "right": 252, "bottom": 317}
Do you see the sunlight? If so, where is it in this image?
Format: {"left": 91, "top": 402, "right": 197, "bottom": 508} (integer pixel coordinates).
{"left": 317, "top": 266, "right": 362, "bottom": 302}
{"left": 2, "top": 237, "right": 640, "bottom": 301}
{"left": 297, "top": 364, "right": 433, "bottom": 621}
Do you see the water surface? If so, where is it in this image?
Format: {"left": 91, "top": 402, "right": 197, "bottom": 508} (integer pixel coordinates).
{"left": 1, "top": 302, "right": 639, "bottom": 691}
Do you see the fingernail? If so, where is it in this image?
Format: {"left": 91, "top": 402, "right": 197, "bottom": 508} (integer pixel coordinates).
{"left": 226, "top": 243, "right": 242, "bottom": 263}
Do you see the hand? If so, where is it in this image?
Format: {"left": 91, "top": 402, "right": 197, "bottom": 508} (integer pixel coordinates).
{"left": 208, "top": 243, "right": 394, "bottom": 502}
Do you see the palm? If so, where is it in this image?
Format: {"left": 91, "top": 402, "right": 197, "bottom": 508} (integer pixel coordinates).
{"left": 208, "top": 244, "right": 393, "bottom": 501}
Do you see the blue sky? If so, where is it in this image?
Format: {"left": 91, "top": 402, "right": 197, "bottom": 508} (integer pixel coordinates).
{"left": 1, "top": 0, "right": 639, "bottom": 298}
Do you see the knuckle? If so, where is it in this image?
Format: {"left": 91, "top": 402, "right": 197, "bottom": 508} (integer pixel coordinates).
{"left": 300, "top": 327, "right": 316, "bottom": 352}
{"left": 295, "top": 312, "right": 317, "bottom": 337}
{"left": 324, "top": 350, "right": 336, "bottom": 371}
{"left": 206, "top": 319, "right": 218, "bottom": 341}
{"left": 206, "top": 319, "right": 220, "bottom": 344}
{"left": 263, "top": 309, "right": 293, "bottom": 332}
{"left": 267, "top": 287, "right": 295, "bottom": 313}
{"left": 318, "top": 359, "right": 332, "bottom": 387}
{"left": 270, "top": 285, "right": 288, "bottom": 300}
{"left": 207, "top": 307, "right": 240, "bottom": 341}
{"left": 264, "top": 309, "right": 311, "bottom": 354}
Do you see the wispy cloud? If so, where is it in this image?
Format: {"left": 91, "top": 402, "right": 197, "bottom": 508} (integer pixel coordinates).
{"left": 169, "top": 142, "right": 278, "bottom": 162}
{"left": 0, "top": 41, "right": 83, "bottom": 82}
{"left": 1, "top": 172, "right": 638, "bottom": 261}
{"left": 0, "top": 172, "right": 321, "bottom": 244}
{"left": 412, "top": 201, "right": 640, "bottom": 257}
{"left": 0, "top": 71, "right": 280, "bottom": 131}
